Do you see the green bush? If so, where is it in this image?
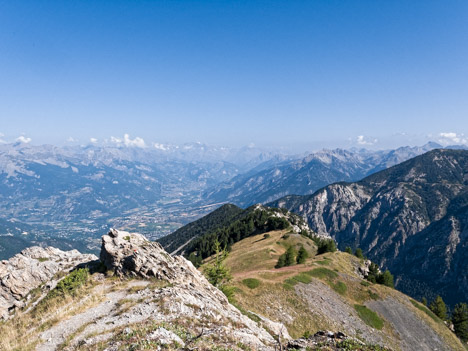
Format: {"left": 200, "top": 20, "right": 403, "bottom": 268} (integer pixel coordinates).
{"left": 47, "top": 268, "right": 89, "bottom": 299}
{"left": 242, "top": 278, "right": 261, "bottom": 289}
{"left": 354, "top": 304, "right": 384, "bottom": 330}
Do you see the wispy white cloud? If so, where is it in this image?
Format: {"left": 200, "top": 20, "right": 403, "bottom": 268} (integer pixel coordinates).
{"left": 437, "top": 132, "right": 468, "bottom": 145}
{"left": 356, "top": 135, "right": 378, "bottom": 146}
{"left": 67, "top": 137, "right": 77, "bottom": 142}
{"left": 153, "top": 142, "right": 168, "bottom": 150}
{"left": 110, "top": 134, "right": 146, "bottom": 148}
{"left": 15, "top": 135, "right": 32, "bottom": 144}
{"left": 90, "top": 137, "right": 98, "bottom": 144}
{"left": 0, "top": 133, "right": 5, "bottom": 144}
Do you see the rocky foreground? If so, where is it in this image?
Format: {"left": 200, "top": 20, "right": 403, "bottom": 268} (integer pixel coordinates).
{"left": 0, "top": 229, "right": 394, "bottom": 350}
{"left": 0, "top": 229, "right": 457, "bottom": 350}
{"left": 0, "top": 246, "right": 97, "bottom": 320}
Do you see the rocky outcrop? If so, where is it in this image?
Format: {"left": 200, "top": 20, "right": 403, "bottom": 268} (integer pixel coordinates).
{"left": 97, "top": 229, "right": 277, "bottom": 349}
{"left": 0, "top": 246, "right": 97, "bottom": 319}
{"left": 286, "top": 331, "right": 388, "bottom": 351}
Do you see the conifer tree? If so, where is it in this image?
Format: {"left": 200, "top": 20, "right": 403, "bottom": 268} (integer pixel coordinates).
{"left": 355, "top": 248, "right": 364, "bottom": 259}
{"left": 296, "top": 246, "right": 308, "bottom": 264}
{"left": 284, "top": 246, "right": 297, "bottom": 266}
{"left": 345, "top": 246, "right": 353, "bottom": 254}
{"left": 275, "top": 254, "right": 286, "bottom": 268}
{"left": 452, "top": 303, "right": 468, "bottom": 342}
{"left": 429, "top": 296, "right": 448, "bottom": 320}
{"left": 205, "top": 240, "right": 232, "bottom": 288}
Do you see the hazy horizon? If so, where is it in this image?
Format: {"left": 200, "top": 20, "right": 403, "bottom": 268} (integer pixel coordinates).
{"left": 1, "top": 1, "right": 467, "bottom": 150}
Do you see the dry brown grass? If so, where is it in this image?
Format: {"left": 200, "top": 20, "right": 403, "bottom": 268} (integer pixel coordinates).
{"left": 0, "top": 277, "right": 109, "bottom": 351}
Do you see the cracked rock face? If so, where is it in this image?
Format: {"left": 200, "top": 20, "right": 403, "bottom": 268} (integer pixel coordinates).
{"left": 98, "top": 229, "right": 277, "bottom": 349}
{"left": 0, "top": 246, "right": 97, "bottom": 320}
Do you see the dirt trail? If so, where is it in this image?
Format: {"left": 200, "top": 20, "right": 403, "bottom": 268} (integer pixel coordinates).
{"left": 37, "top": 281, "right": 148, "bottom": 351}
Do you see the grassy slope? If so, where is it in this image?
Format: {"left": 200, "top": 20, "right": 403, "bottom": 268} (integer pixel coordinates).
{"left": 218, "top": 230, "right": 466, "bottom": 350}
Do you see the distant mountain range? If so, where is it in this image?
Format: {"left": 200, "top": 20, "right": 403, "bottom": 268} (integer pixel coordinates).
{"left": 203, "top": 142, "right": 453, "bottom": 207}
{"left": 1, "top": 140, "right": 466, "bottom": 260}
{"left": 270, "top": 149, "right": 468, "bottom": 307}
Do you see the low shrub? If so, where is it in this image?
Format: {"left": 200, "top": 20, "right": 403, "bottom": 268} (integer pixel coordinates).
{"left": 242, "top": 278, "right": 261, "bottom": 289}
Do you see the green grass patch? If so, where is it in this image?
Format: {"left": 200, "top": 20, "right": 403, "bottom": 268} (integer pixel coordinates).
{"left": 284, "top": 278, "right": 299, "bottom": 287}
{"left": 354, "top": 305, "right": 384, "bottom": 330}
{"left": 314, "top": 260, "right": 330, "bottom": 265}
{"left": 36, "top": 257, "right": 49, "bottom": 262}
{"left": 283, "top": 273, "right": 313, "bottom": 288}
{"left": 305, "top": 267, "right": 338, "bottom": 281}
{"left": 292, "top": 273, "right": 313, "bottom": 284}
{"left": 332, "top": 281, "right": 347, "bottom": 295}
{"left": 360, "top": 280, "right": 371, "bottom": 287}
{"left": 410, "top": 299, "right": 441, "bottom": 322}
{"left": 242, "top": 278, "right": 261, "bottom": 289}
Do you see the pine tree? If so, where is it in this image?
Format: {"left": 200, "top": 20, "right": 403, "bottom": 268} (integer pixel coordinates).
{"left": 345, "top": 247, "right": 353, "bottom": 254}
{"left": 355, "top": 248, "right": 364, "bottom": 259}
{"left": 421, "top": 297, "right": 428, "bottom": 306}
{"left": 284, "top": 246, "right": 297, "bottom": 266}
{"left": 429, "top": 296, "right": 448, "bottom": 320}
{"left": 377, "top": 270, "right": 394, "bottom": 288}
{"left": 452, "top": 303, "right": 468, "bottom": 342}
{"left": 296, "top": 246, "right": 308, "bottom": 264}
{"left": 275, "top": 254, "right": 286, "bottom": 268}
{"left": 204, "top": 240, "right": 232, "bottom": 288}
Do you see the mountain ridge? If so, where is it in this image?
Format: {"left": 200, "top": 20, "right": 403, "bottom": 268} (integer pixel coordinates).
{"left": 269, "top": 149, "right": 468, "bottom": 306}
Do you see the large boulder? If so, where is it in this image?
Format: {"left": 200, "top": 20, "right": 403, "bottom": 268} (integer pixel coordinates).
{"left": 0, "top": 246, "right": 97, "bottom": 319}
{"left": 101, "top": 228, "right": 210, "bottom": 286}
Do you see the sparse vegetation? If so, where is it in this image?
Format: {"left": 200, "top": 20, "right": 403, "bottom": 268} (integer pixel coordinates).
{"left": 46, "top": 268, "right": 89, "bottom": 300}
{"left": 305, "top": 267, "right": 338, "bottom": 280}
{"left": 354, "top": 304, "right": 384, "bottom": 330}
{"left": 242, "top": 278, "right": 261, "bottom": 289}
{"left": 332, "top": 281, "right": 347, "bottom": 295}
{"left": 410, "top": 299, "right": 441, "bottom": 322}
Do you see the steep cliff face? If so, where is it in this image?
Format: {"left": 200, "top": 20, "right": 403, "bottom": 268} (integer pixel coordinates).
{"left": 270, "top": 149, "right": 468, "bottom": 305}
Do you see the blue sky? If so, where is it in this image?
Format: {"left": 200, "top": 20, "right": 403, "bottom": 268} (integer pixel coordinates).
{"left": 0, "top": 1, "right": 467, "bottom": 150}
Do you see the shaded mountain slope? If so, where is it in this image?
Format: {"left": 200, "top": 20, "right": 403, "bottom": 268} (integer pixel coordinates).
{"left": 157, "top": 203, "right": 243, "bottom": 254}
{"left": 270, "top": 149, "right": 468, "bottom": 306}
